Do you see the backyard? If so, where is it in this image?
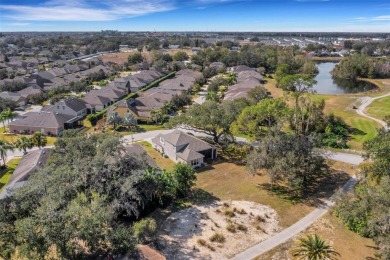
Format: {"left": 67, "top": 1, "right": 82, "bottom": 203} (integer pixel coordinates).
{"left": 0, "top": 158, "right": 21, "bottom": 192}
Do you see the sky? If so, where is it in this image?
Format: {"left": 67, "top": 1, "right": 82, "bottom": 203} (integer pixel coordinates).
{"left": 0, "top": 0, "right": 389, "bottom": 32}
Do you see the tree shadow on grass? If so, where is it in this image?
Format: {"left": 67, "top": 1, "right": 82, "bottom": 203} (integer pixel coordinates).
{"left": 350, "top": 127, "right": 366, "bottom": 136}
{"left": 257, "top": 169, "right": 351, "bottom": 207}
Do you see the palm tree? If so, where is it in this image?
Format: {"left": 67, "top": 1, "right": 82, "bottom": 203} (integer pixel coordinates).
{"left": 0, "top": 114, "right": 6, "bottom": 130}
{"left": 226, "top": 73, "right": 237, "bottom": 86}
{"left": 149, "top": 110, "right": 162, "bottom": 124}
{"left": 161, "top": 102, "right": 173, "bottom": 115}
{"left": 14, "top": 137, "right": 33, "bottom": 154}
{"left": 290, "top": 234, "right": 340, "bottom": 260}
{"left": 206, "top": 91, "right": 220, "bottom": 102}
{"left": 1, "top": 109, "right": 16, "bottom": 123}
{"left": 0, "top": 140, "right": 14, "bottom": 168}
{"left": 31, "top": 132, "right": 47, "bottom": 149}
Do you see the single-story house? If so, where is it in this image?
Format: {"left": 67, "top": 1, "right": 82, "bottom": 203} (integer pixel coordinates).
{"left": 9, "top": 111, "right": 75, "bottom": 136}
{"left": 151, "top": 130, "right": 217, "bottom": 168}
{"left": 7, "top": 148, "right": 51, "bottom": 186}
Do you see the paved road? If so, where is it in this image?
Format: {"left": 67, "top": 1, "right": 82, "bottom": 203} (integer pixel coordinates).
{"left": 356, "top": 93, "right": 390, "bottom": 130}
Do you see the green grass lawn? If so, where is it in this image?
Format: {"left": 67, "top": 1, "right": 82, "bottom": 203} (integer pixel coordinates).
{"left": 366, "top": 96, "right": 390, "bottom": 120}
{"left": 139, "top": 141, "right": 176, "bottom": 171}
{"left": 0, "top": 158, "right": 21, "bottom": 192}
{"left": 313, "top": 94, "right": 379, "bottom": 150}
{"left": 117, "top": 124, "right": 167, "bottom": 136}
{"left": 0, "top": 128, "right": 57, "bottom": 146}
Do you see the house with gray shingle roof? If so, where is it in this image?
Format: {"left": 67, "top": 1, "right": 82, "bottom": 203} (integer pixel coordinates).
{"left": 151, "top": 130, "right": 217, "bottom": 168}
{"left": 7, "top": 148, "right": 51, "bottom": 186}
{"left": 9, "top": 111, "right": 74, "bottom": 136}
{"left": 0, "top": 91, "right": 26, "bottom": 106}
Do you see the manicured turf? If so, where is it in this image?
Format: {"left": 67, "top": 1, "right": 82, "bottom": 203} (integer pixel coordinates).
{"left": 0, "top": 158, "right": 21, "bottom": 192}
{"left": 366, "top": 96, "right": 390, "bottom": 120}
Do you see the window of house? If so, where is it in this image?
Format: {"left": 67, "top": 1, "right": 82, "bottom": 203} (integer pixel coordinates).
{"left": 191, "top": 159, "right": 198, "bottom": 166}
{"left": 63, "top": 106, "right": 65, "bottom": 110}
{"left": 57, "top": 106, "right": 60, "bottom": 109}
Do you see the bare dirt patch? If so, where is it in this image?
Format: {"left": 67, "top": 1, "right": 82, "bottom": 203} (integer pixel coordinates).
{"left": 158, "top": 200, "right": 280, "bottom": 260}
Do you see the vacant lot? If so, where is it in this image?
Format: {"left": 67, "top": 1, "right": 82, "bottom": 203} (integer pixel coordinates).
{"left": 366, "top": 96, "right": 390, "bottom": 120}
{"left": 159, "top": 200, "right": 280, "bottom": 259}
{"left": 196, "top": 160, "right": 355, "bottom": 228}
{"left": 0, "top": 158, "right": 21, "bottom": 192}
{"left": 257, "top": 212, "right": 376, "bottom": 260}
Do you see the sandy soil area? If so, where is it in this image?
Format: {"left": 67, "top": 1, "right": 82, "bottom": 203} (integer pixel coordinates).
{"left": 158, "top": 200, "right": 280, "bottom": 260}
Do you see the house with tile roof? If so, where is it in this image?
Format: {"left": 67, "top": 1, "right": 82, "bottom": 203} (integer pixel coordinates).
{"left": 151, "top": 130, "right": 217, "bottom": 168}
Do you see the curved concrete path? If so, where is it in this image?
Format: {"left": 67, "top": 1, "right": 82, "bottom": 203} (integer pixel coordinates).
{"left": 231, "top": 92, "right": 390, "bottom": 260}
{"left": 356, "top": 93, "right": 390, "bottom": 130}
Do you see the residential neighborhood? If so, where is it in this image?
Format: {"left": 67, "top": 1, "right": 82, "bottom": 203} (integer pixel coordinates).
{"left": 0, "top": 19, "right": 389, "bottom": 260}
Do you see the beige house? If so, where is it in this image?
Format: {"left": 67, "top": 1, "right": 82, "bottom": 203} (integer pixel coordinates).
{"left": 151, "top": 130, "right": 217, "bottom": 168}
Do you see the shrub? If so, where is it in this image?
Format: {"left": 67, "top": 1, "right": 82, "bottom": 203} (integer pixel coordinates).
{"left": 133, "top": 218, "right": 157, "bottom": 243}
{"left": 197, "top": 239, "right": 207, "bottom": 246}
{"left": 206, "top": 244, "right": 215, "bottom": 251}
{"left": 237, "top": 224, "right": 248, "bottom": 232}
{"left": 238, "top": 209, "right": 247, "bottom": 215}
{"left": 226, "top": 224, "right": 236, "bottom": 233}
{"left": 223, "top": 202, "right": 230, "bottom": 207}
{"left": 209, "top": 233, "right": 225, "bottom": 243}
{"left": 224, "top": 210, "right": 235, "bottom": 218}
{"left": 256, "top": 215, "right": 265, "bottom": 222}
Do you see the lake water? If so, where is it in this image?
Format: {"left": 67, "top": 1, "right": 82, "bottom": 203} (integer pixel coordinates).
{"left": 312, "top": 62, "right": 377, "bottom": 94}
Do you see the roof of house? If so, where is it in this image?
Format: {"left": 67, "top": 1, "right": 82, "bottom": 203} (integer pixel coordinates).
{"left": 54, "top": 98, "right": 87, "bottom": 112}
{"left": 232, "top": 65, "right": 256, "bottom": 73}
{"left": 8, "top": 148, "right": 51, "bottom": 185}
{"left": 0, "top": 91, "right": 24, "bottom": 102}
{"left": 17, "top": 86, "right": 42, "bottom": 98}
{"left": 152, "top": 130, "right": 215, "bottom": 161}
{"left": 82, "top": 95, "right": 111, "bottom": 107}
{"left": 9, "top": 111, "right": 74, "bottom": 129}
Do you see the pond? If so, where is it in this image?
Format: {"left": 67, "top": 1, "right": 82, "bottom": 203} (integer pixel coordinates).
{"left": 312, "top": 62, "right": 377, "bottom": 94}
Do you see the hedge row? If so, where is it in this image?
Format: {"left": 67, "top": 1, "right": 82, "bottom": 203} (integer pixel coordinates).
{"left": 87, "top": 71, "right": 176, "bottom": 126}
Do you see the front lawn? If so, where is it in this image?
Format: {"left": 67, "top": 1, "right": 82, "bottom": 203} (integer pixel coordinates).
{"left": 0, "top": 158, "right": 21, "bottom": 192}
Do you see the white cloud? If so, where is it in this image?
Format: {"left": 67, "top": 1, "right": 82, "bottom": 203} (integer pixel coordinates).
{"left": 6, "top": 22, "right": 31, "bottom": 26}
{"left": 352, "top": 15, "right": 390, "bottom": 22}
{"left": 0, "top": 0, "right": 174, "bottom": 21}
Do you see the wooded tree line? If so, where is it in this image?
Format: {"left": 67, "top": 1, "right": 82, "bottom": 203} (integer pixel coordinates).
{"left": 0, "top": 132, "right": 197, "bottom": 259}
{"left": 334, "top": 128, "right": 390, "bottom": 259}
{"left": 332, "top": 54, "right": 390, "bottom": 79}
